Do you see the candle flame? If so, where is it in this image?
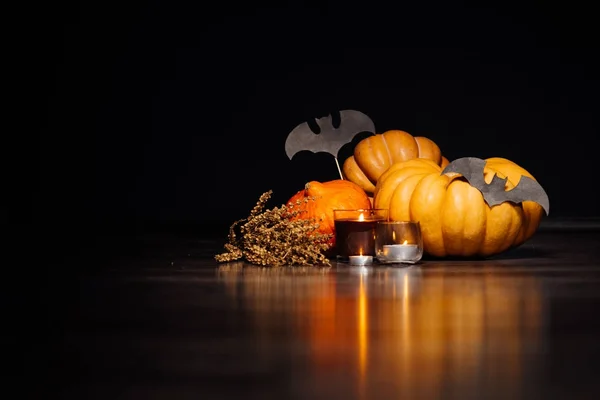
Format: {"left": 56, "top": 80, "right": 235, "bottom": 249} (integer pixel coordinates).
{"left": 358, "top": 213, "right": 365, "bottom": 221}
{"left": 403, "top": 240, "right": 408, "bottom": 245}
{"left": 392, "top": 231, "right": 396, "bottom": 241}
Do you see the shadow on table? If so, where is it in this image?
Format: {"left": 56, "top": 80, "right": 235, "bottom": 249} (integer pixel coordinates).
{"left": 421, "top": 244, "right": 553, "bottom": 262}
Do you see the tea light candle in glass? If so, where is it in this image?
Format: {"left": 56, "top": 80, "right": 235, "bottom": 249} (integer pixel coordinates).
{"left": 333, "top": 209, "right": 388, "bottom": 262}
{"left": 375, "top": 221, "right": 423, "bottom": 264}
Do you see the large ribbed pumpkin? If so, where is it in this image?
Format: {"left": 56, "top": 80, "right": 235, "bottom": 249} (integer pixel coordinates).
{"left": 286, "top": 180, "right": 372, "bottom": 248}
{"left": 343, "top": 130, "right": 450, "bottom": 196}
{"left": 373, "top": 158, "right": 546, "bottom": 258}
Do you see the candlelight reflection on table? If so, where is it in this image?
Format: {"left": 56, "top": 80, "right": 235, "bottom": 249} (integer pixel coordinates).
{"left": 218, "top": 263, "right": 546, "bottom": 398}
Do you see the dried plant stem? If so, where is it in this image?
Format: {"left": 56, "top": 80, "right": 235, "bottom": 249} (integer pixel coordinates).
{"left": 215, "top": 190, "right": 332, "bottom": 267}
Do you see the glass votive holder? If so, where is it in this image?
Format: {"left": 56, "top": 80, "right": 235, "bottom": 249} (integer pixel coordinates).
{"left": 375, "top": 221, "right": 423, "bottom": 264}
{"left": 333, "top": 209, "right": 388, "bottom": 265}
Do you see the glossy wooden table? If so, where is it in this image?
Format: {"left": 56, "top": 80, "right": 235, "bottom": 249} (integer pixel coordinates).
{"left": 47, "top": 228, "right": 600, "bottom": 399}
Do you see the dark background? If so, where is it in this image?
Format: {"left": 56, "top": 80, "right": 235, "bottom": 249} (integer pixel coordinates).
{"left": 35, "top": 1, "right": 599, "bottom": 246}
{"left": 19, "top": 3, "right": 599, "bottom": 393}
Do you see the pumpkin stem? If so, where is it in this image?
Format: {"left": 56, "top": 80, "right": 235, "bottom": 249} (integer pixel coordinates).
{"left": 305, "top": 181, "right": 322, "bottom": 197}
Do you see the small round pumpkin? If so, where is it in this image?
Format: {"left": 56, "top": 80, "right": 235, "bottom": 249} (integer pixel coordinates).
{"left": 342, "top": 130, "right": 450, "bottom": 195}
{"left": 373, "top": 158, "right": 546, "bottom": 258}
{"left": 286, "top": 180, "right": 372, "bottom": 248}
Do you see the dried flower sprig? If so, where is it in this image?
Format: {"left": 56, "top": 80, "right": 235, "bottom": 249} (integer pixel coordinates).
{"left": 215, "top": 190, "right": 332, "bottom": 266}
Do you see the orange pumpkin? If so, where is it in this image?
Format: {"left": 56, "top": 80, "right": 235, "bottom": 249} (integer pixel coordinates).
{"left": 286, "top": 180, "right": 372, "bottom": 248}
{"left": 373, "top": 158, "right": 546, "bottom": 258}
{"left": 342, "top": 130, "right": 450, "bottom": 195}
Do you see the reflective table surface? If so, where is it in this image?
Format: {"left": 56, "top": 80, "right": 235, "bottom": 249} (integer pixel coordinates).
{"left": 46, "top": 230, "right": 600, "bottom": 399}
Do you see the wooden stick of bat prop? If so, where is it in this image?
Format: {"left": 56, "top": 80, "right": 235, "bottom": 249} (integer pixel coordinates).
{"left": 334, "top": 158, "right": 343, "bottom": 179}
{"left": 284, "top": 110, "right": 376, "bottom": 179}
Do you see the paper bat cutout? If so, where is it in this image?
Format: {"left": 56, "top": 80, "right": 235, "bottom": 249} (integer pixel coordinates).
{"left": 442, "top": 157, "right": 550, "bottom": 215}
{"left": 284, "top": 110, "right": 376, "bottom": 160}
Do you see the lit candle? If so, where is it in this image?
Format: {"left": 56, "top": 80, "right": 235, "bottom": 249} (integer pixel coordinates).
{"left": 334, "top": 211, "right": 381, "bottom": 259}
{"left": 348, "top": 249, "right": 373, "bottom": 266}
{"left": 382, "top": 240, "right": 419, "bottom": 263}
{"left": 334, "top": 209, "right": 388, "bottom": 264}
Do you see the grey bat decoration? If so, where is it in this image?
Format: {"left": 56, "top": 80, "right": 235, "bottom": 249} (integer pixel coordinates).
{"left": 284, "top": 110, "right": 376, "bottom": 160}
{"left": 442, "top": 157, "right": 550, "bottom": 215}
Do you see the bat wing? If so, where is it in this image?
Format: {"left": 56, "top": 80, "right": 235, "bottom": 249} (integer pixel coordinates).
{"left": 443, "top": 157, "right": 550, "bottom": 215}
{"left": 285, "top": 110, "right": 376, "bottom": 159}
{"left": 441, "top": 157, "right": 488, "bottom": 188}
{"left": 285, "top": 115, "right": 332, "bottom": 160}
{"left": 486, "top": 175, "right": 550, "bottom": 215}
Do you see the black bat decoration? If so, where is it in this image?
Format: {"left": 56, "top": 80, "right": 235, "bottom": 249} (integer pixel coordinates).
{"left": 442, "top": 157, "right": 550, "bottom": 215}
{"left": 284, "top": 110, "right": 376, "bottom": 160}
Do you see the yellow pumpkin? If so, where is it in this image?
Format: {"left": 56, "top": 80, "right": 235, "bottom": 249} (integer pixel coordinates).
{"left": 373, "top": 157, "right": 546, "bottom": 257}
{"left": 342, "top": 130, "right": 450, "bottom": 195}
